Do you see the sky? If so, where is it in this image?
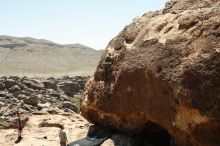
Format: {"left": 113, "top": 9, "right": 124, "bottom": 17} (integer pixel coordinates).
{"left": 0, "top": 0, "right": 167, "bottom": 50}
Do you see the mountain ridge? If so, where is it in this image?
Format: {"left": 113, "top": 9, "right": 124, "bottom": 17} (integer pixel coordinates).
{"left": 0, "top": 35, "right": 102, "bottom": 77}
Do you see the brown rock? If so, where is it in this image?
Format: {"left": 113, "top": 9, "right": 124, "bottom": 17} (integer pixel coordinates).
{"left": 62, "top": 101, "right": 77, "bottom": 112}
{"left": 1, "top": 117, "right": 29, "bottom": 129}
{"left": 81, "top": 1, "right": 220, "bottom": 146}
{"left": 24, "top": 95, "right": 39, "bottom": 106}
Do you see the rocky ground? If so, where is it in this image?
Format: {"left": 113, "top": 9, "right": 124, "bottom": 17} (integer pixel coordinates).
{"left": 0, "top": 112, "right": 89, "bottom": 146}
{"left": 0, "top": 76, "right": 88, "bottom": 123}
{"left": 0, "top": 76, "right": 143, "bottom": 146}
{"left": 0, "top": 76, "right": 91, "bottom": 146}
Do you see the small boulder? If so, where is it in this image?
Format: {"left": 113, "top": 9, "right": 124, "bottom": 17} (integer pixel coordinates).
{"left": 4, "top": 79, "right": 18, "bottom": 89}
{"left": 101, "top": 135, "right": 137, "bottom": 146}
{"left": 61, "top": 101, "right": 77, "bottom": 112}
{"left": 8, "top": 85, "right": 21, "bottom": 93}
{"left": 37, "top": 102, "right": 51, "bottom": 109}
{"left": 0, "top": 82, "right": 5, "bottom": 90}
{"left": 43, "top": 80, "right": 57, "bottom": 90}
{"left": 1, "top": 117, "right": 29, "bottom": 129}
{"left": 58, "top": 81, "right": 80, "bottom": 97}
{"left": 22, "top": 79, "right": 45, "bottom": 90}
{"left": 23, "top": 95, "right": 39, "bottom": 106}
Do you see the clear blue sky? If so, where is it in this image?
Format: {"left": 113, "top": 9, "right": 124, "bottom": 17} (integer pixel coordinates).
{"left": 0, "top": 0, "right": 166, "bottom": 49}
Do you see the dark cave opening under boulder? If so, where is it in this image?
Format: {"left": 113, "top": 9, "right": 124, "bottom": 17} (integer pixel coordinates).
{"left": 137, "top": 121, "right": 172, "bottom": 146}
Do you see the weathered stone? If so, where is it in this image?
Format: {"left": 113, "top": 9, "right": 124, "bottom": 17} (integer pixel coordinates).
{"left": 60, "top": 94, "right": 70, "bottom": 101}
{"left": 0, "top": 101, "right": 5, "bottom": 106}
{"left": 0, "top": 82, "right": 5, "bottom": 90}
{"left": 5, "top": 93, "right": 14, "bottom": 99}
{"left": 8, "top": 85, "right": 21, "bottom": 93}
{"left": 61, "top": 101, "right": 77, "bottom": 112}
{"left": 17, "top": 94, "right": 26, "bottom": 100}
{"left": 37, "top": 103, "right": 51, "bottom": 109}
{"left": 58, "top": 81, "right": 80, "bottom": 97}
{"left": 1, "top": 117, "right": 29, "bottom": 129}
{"left": 4, "top": 79, "right": 18, "bottom": 89}
{"left": 50, "top": 92, "right": 60, "bottom": 98}
{"left": 23, "top": 95, "right": 39, "bottom": 106}
{"left": 22, "top": 79, "right": 45, "bottom": 90}
{"left": 101, "top": 135, "right": 137, "bottom": 146}
{"left": 43, "top": 80, "right": 57, "bottom": 90}
{"left": 81, "top": 1, "right": 220, "bottom": 146}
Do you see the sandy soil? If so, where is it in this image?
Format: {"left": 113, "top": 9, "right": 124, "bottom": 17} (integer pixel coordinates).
{"left": 0, "top": 113, "right": 89, "bottom": 146}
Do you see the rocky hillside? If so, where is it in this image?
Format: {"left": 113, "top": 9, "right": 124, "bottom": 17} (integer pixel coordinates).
{"left": 81, "top": 0, "right": 220, "bottom": 146}
{"left": 0, "top": 36, "right": 102, "bottom": 77}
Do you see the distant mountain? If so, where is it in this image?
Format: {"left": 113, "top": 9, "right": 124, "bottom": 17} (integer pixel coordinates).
{"left": 0, "top": 35, "right": 102, "bottom": 77}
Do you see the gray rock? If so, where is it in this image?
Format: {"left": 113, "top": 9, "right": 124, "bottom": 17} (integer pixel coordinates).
{"left": 0, "top": 82, "right": 5, "bottom": 90}
{"left": 43, "top": 80, "right": 57, "bottom": 90}
{"left": 0, "top": 101, "right": 5, "bottom": 106}
{"left": 17, "top": 94, "right": 26, "bottom": 100}
{"left": 22, "top": 79, "right": 45, "bottom": 90}
{"left": 61, "top": 101, "right": 77, "bottom": 112}
{"left": 0, "top": 97, "right": 4, "bottom": 102}
{"left": 50, "top": 92, "right": 60, "bottom": 98}
{"left": 4, "top": 79, "right": 18, "bottom": 89}
{"left": 101, "top": 134, "right": 137, "bottom": 146}
{"left": 58, "top": 81, "right": 80, "bottom": 97}
{"left": 0, "top": 91, "right": 7, "bottom": 97}
{"left": 11, "top": 98, "right": 19, "bottom": 103}
{"left": 5, "top": 93, "right": 14, "bottom": 99}
{"left": 60, "top": 94, "right": 70, "bottom": 101}
{"left": 37, "top": 102, "right": 51, "bottom": 110}
{"left": 8, "top": 85, "right": 21, "bottom": 93}
{"left": 21, "top": 88, "right": 33, "bottom": 96}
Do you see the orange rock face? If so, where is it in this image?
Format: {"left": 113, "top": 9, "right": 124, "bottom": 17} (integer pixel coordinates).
{"left": 81, "top": 0, "right": 220, "bottom": 146}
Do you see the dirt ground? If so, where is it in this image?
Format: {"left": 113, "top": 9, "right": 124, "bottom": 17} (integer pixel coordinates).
{"left": 0, "top": 114, "right": 89, "bottom": 146}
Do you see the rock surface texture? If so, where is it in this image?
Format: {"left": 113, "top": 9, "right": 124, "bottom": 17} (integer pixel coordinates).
{"left": 81, "top": 0, "right": 220, "bottom": 146}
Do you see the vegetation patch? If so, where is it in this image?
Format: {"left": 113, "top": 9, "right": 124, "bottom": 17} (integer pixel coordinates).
{"left": 71, "top": 96, "right": 80, "bottom": 113}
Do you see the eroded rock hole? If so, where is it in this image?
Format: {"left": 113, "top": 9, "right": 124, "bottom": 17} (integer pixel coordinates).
{"left": 138, "top": 121, "right": 172, "bottom": 146}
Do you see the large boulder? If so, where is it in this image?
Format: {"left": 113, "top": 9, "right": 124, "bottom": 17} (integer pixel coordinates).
{"left": 81, "top": 0, "right": 220, "bottom": 146}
